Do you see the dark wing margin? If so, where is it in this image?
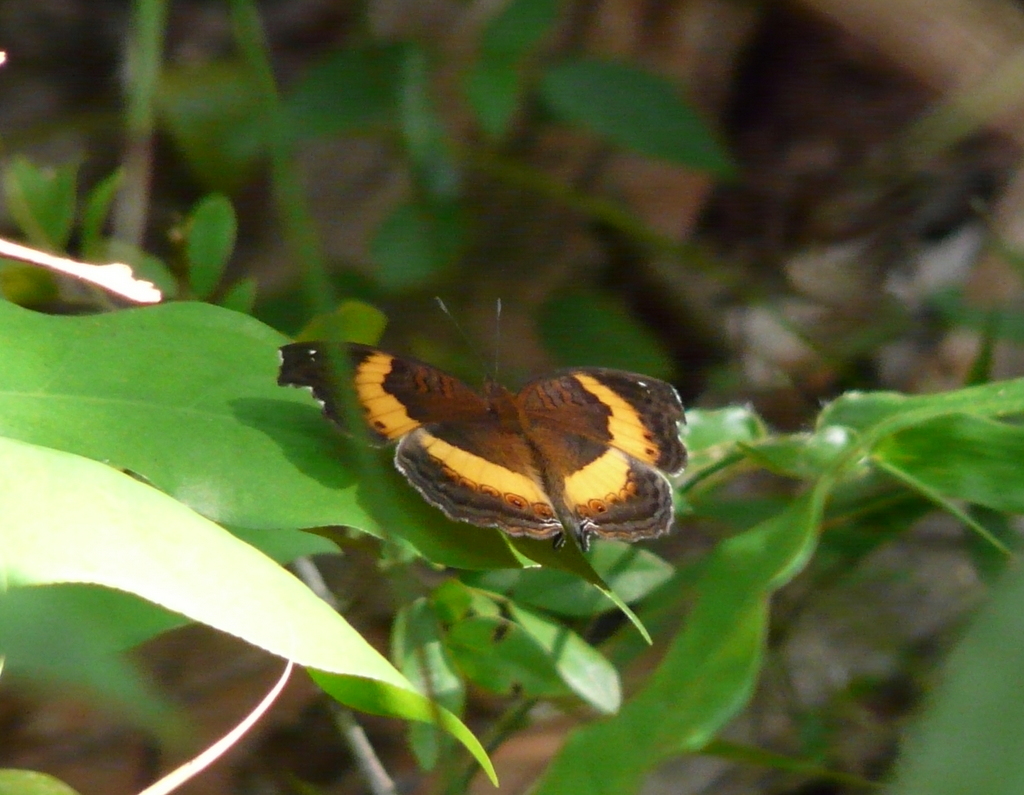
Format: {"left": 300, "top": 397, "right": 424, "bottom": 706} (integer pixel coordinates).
{"left": 278, "top": 341, "right": 353, "bottom": 428}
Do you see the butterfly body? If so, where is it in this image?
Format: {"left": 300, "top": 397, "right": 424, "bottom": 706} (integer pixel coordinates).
{"left": 278, "top": 342, "right": 686, "bottom": 550}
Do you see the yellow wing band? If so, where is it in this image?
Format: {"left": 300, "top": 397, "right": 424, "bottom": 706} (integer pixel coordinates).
{"left": 573, "top": 374, "right": 661, "bottom": 466}
{"left": 353, "top": 352, "right": 420, "bottom": 439}
{"left": 563, "top": 448, "right": 637, "bottom": 514}
{"left": 418, "top": 430, "right": 555, "bottom": 515}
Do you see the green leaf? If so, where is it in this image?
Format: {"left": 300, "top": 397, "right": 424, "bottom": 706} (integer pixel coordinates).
{"left": 398, "top": 44, "right": 461, "bottom": 199}
{"left": 286, "top": 44, "right": 405, "bottom": 138}
{"left": 539, "top": 58, "right": 734, "bottom": 174}
{"left": 818, "top": 377, "right": 1024, "bottom": 435}
{"left": 531, "top": 494, "right": 823, "bottom": 794}
{"left": 370, "top": 200, "right": 466, "bottom": 291}
{"left": 888, "top": 562, "right": 1024, "bottom": 795}
{"left": 158, "top": 60, "right": 267, "bottom": 192}
{"left": 227, "top": 525, "right": 338, "bottom": 563}
{"left": 506, "top": 534, "right": 653, "bottom": 642}
{"left": 0, "top": 585, "right": 175, "bottom": 733}
{"left": 0, "top": 770, "right": 81, "bottom": 795}
{"left": 220, "top": 276, "right": 258, "bottom": 313}
{"left": 298, "top": 299, "right": 388, "bottom": 345}
{"left": 508, "top": 604, "right": 621, "bottom": 714}
{"left": 463, "top": 0, "right": 560, "bottom": 138}
{"left": 464, "top": 60, "right": 524, "bottom": 140}
{"left": 874, "top": 414, "right": 1024, "bottom": 513}
{"left": 0, "top": 436, "right": 495, "bottom": 783}
{"left": 185, "top": 193, "right": 237, "bottom": 299}
{"left": 744, "top": 426, "right": 857, "bottom": 480}
{"left": 465, "top": 542, "right": 674, "bottom": 618}
{"left": 393, "top": 598, "right": 466, "bottom": 769}
{"left": 80, "top": 169, "right": 124, "bottom": 259}
{"left": 480, "top": 0, "right": 560, "bottom": 59}
{"left": 447, "top": 615, "right": 570, "bottom": 699}
{"left": 3, "top": 156, "right": 79, "bottom": 250}
{"left": 683, "top": 407, "right": 767, "bottom": 453}
{"left": 0, "top": 299, "right": 367, "bottom": 531}
{"left": 538, "top": 290, "right": 675, "bottom": 380}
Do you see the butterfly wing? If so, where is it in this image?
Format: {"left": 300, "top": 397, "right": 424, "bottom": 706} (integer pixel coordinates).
{"left": 518, "top": 369, "right": 686, "bottom": 548}
{"left": 396, "top": 423, "right": 563, "bottom": 540}
{"left": 279, "top": 342, "right": 562, "bottom": 539}
{"left": 279, "top": 342, "right": 491, "bottom": 440}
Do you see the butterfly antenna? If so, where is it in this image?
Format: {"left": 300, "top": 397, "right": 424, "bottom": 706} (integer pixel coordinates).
{"left": 434, "top": 296, "right": 488, "bottom": 377}
{"left": 492, "top": 298, "right": 503, "bottom": 381}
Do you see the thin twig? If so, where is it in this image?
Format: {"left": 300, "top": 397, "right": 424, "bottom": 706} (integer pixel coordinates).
{"left": 331, "top": 705, "right": 399, "bottom": 795}
{"left": 113, "top": 0, "right": 168, "bottom": 248}
{"left": 293, "top": 556, "right": 397, "bottom": 795}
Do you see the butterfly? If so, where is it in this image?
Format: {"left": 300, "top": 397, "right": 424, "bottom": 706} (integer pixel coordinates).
{"left": 278, "top": 342, "right": 686, "bottom": 551}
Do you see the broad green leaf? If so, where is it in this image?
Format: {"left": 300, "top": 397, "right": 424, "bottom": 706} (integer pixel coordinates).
{"left": 816, "top": 390, "right": 909, "bottom": 432}
{"left": 370, "top": 200, "right": 465, "bottom": 291}
{"left": 464, "top": 60, "right": 523, "bottom": 140}
{"left": 964, "top": 505, "right": 1019, "bottom": 584}
{"left": 819, "top": 378, "right": 1024, "bottom": 436}
{"left": 874, "top": 414, "right": 1024, "bottom": 513}
{"left": 2, "top": 156, "right": 79, "bottom": 250}
{"left": 539, "top": 59, "right": 734, "bottom": 173}
{"left": 465, "top": 542, "right": 674, "bottom": 618}
{"left": 0, "top": 436, "right": 495, "bottom": 783}
{"left": 0, "top": 770, "right": 81, "bottom": 795}
{"left": 539, "top": 290, "right": 675, "bottom": 380}
{"left": 286, "top": 44, "right": 404, "bottom": 137}
{"left": 509, "top": 604, "right": 621, "bottom": 714}
{"left": 0, "top": 299, "right": 367, "bottom": 532}
{"left": 888, "top": 562, "right": 1024, "bottom": 795}
{"left": 532, "top": 494, "right": 823, "bottom": 794}
{"left": 480, "top": 0, "right": 560, "bottom": 59}
{"left": 506, "top": 534, "right": 653, "bottom": 642}
{"left": 185, "top": 193, "right": 237, "bottom": 299}
{"left": 228, "top": 525, "right": 338, "bottom": 563}
{"left": 80, "top": 169, "right": 124, "bottom": 259}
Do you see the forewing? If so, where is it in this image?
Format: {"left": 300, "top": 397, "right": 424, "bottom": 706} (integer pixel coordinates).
{"left": 518, "top": 369, "right": 686, "bottom": 474}
{"left": 278, "top": 342, "right": 490, "bottom": 441}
